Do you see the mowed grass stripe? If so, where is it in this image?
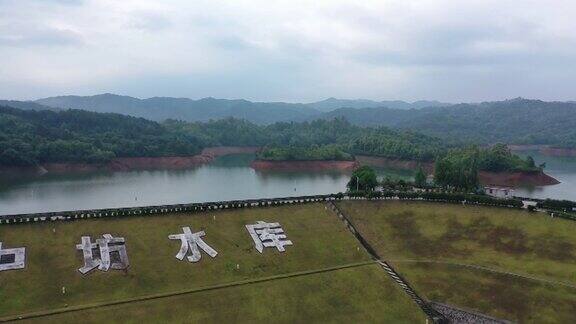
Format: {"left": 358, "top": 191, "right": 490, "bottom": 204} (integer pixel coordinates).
{"left": 0, "top": 261, "right": 375, "bottom": 322}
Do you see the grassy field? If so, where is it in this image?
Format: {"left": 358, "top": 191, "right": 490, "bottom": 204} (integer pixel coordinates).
{"left": 0, "top": 203, "right": 425, "bottom": 321}
{"left": 338, "top": 200, "right": 576, "bottom": 321}
{"left": 21, "top": 264, "right": 425, "bottom": 323}
{"left": 395, "top": 262, "right": 576, "bottom": 323}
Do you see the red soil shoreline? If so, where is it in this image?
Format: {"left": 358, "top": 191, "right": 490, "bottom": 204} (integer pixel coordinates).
{"left": 355, "top": 155, "right": 434, "bottom": 173}
{"left": 356, "top": 155, "right": 559, "bottom": 187}
{"left": 0, "top": 146, "right": 261, "bottom": 174}
{"left": 251, "top": 160, "right": 358, "bottom": 172}
{"left": 0, "top": 147, "right": 560, "bottom": 187}
{"left": 478, "top": 170, "right": 559, "bottom": 187}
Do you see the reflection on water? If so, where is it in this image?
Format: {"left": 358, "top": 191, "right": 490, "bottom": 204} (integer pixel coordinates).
{"left": 514, "top": 151, "right": 576, "bottom": 201}
{"left": 2, "top": 152, "right": 575, "bottom": 215}
{"left": 1, "top": 154, "right": 405, "bottom": 215}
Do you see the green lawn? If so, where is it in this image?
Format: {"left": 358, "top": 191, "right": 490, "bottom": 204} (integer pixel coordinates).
{"left": 338, "top": 200, "right": 576, "bottom": 322}
{"left": 21, "top": 264, "right": 426, "bottom": 323}
{"left": 338, "top": 200, "right": 576, "bottom": 285}
{"left": 395, "top": 262, "right": 576, "bottom": 323}
{"left": 0, "top": 204, "right": 373, "bottom": 318}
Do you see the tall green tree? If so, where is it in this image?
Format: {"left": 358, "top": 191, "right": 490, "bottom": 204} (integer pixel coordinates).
{"left": 414, "top": 166, "right": 427, "bottom": 187}
{"left": 347, "top": 166, "right": 378, "bottom": 191}
{"left": 434, "top": 147, "right": 479, "bottom": 191}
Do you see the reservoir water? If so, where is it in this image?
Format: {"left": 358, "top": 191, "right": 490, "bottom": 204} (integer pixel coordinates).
{"left": 1, "top": 153, "right": 574, "bottom": 215}
{"left": 514, "top": 151, "right": 576, "bottom": 201}
{"left": 0, "top": 154, "right": 354, "bottom": 215}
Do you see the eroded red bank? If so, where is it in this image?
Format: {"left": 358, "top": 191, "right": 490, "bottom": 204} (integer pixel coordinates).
{"left": 250, "top": 160, "right": 358, "bottom": 172}
{"left": 1, "top": 147, "right": 559, "bottom": 187}
{"left": 1, "top": 147, "right": 260, "bottom": 173}
{"left": 251, "top": 155, "right": 559, "bottom": 187}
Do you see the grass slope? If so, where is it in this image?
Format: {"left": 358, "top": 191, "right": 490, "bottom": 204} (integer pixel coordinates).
{"left": 396, "top": 262, "right": 576, "bottom": 323}
{"left": 338, "top": 200, "right": 576, "bottom": 321}
{"left": 0, "top": 203, "right": 424, "bottom": 322}
{"left": 338, "top": 200, "right": 576, "bottom": 284}
{"left": 22, "top": 264, "right": 425, "bottom": 323}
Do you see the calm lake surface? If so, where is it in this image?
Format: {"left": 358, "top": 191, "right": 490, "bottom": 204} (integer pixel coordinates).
{"left": 514, "top": 151, "right": 576, "bottom": 201}
{"left": 1, "top": 152, "right": 574, "bottom": 215}
{"left": 0, "top": 154, "right": 408, "bottom": 216}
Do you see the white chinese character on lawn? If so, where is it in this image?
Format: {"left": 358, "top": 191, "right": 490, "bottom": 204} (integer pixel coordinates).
{"left": 169, "top": 226, "right": 218, "bottom": 262}
{"left": 245, "top": 221, "right": 293, "bottom": 253}
{"left": 0, "top": 242, "right": 25, "bottom": 271}
{"left": 76, "top": 234, "right": 129, "bottom": 274}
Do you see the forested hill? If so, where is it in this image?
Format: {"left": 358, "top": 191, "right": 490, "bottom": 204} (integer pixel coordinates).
{"left": 314, "top": 98, "right": 576, "bottom": 148}
{"left": 17, "top": 95, "right": 576, "bottom": 148}
{"left": 35, "top": 94, "right": 319, "bottom": 124}
{"left": 166, "top": 118, "right": 446, "bottom": 161}
{"left": 0, "top": 106, "right": 203, "bottom": 165}
{"left": 0, "top": 100, "right": 58, "bottom": 112}
{"left": 399, "top": 99, "right": 576, "bottom": 147}
{"left": 306, "top": 98, "right": 449, "bottom": 112}
{"left": 7, "top": 95, "right": 576, "bottom": 151}
{"left": 33, "top": 94, "right": 448, "bottom": 123}
{"left": 0, "top": 104, "right": 540, "bottom": 174}
{"left": 0, "top": 105, "right": 446, "bottom": 166}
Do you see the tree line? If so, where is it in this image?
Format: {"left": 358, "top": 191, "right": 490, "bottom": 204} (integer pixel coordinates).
{"left": 0, "top": 105, "right": 540, "bottom": 179}
{"left": 0, "top": 106, "right": 445, "bottom": 166}
{"left": 0, "top": 106, "right": 202, "bottom": 166}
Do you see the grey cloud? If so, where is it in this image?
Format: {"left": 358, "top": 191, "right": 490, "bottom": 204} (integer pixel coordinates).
{"left": 0, "top": 0, "right": 575, "bottom": 103}
{"left": 212, "top": 36, "right": 250, "bottom": 51}
{"left": 0, "top": 26, "right": 84, "bottom": 47}
{"left": 129, "top": 12, "right": 171, "bottom": 32}
{"left": 0, "top": 0, "right": 84, "bottom": 6}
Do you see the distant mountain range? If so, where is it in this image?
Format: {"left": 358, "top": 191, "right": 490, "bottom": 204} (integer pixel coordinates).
{"left": 25, "top": 93, "right": 450, "bottom": 123}
{"left": 3, "top": 94, "right": 576, "bottom": 147}
{"left": 307, "top": 97, "right": 449, "bottom": 112}
{"left": 0, "top": 100, "right": 59, "bottom": 112}
{"left": 34, "top": 94, "right": 317, "bottom": 124}
{"left": 314, "top": 98, "right": 576, "bottom": 146}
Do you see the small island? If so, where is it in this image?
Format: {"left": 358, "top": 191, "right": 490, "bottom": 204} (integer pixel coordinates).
{"left": 251, "top": 145, "right": 358, "bottom": 171}
{"left": 0, "top": 107, "right": 558, "bottom": 187}
{"left": 252, "top": 143, "right": 559, "bottom": 187}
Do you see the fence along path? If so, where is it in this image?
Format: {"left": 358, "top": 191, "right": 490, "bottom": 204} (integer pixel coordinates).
{"left": 0, "top": 194, "right": 342, "bottom": 225}
{"left": 325, "top": 201, "right": 447, "bottom": 323}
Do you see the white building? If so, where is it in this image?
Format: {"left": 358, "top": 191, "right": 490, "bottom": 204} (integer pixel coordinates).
{"left": 484, "top": 186, "right": 514, "bottom": 198}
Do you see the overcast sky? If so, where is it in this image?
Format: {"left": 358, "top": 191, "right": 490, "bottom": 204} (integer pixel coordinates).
{"left": 0, "top": 0, "right": 575, "bottom": 103}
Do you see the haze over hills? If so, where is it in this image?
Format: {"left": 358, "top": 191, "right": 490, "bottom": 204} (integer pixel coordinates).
{"left": 314, "top": 98, "right": 576, "bottom": 146}
{"left": 4, "top": 93, "right": 576, "bottom": 148}
{"left": 0, "top": 100, "right": 59, "bottom": 112}
{"left": 32, "top": 93, "right": 449, "bottom": 123}
{"left": 35, "top": 94, "right": 319, "bottom": 124}
{"left": 307, "top": 97, "right": 450, "bottom": 112}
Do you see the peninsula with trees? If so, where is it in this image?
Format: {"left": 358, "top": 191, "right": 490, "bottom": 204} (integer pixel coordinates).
{"left": 0, "top": 104, "right": 557, "bottom": 187}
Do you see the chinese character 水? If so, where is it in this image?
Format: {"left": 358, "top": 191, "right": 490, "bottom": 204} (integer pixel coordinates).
{"left": 169, "top": 226, "right": 218, "bottom": 262}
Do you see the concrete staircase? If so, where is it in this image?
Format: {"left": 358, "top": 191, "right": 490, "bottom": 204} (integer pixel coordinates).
{"left": 326, "top": 201, "right": 447, "bottom": 323}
